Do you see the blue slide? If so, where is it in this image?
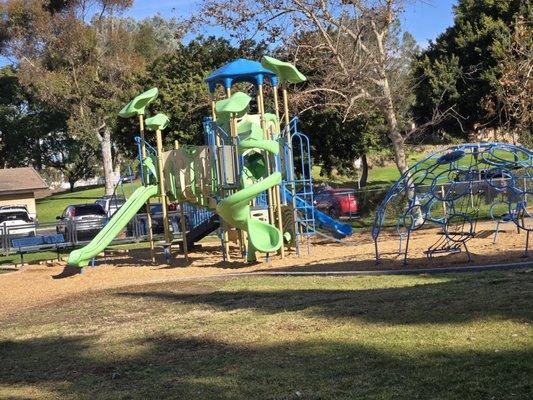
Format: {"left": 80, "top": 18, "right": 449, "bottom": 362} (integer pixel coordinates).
{"left": 283, "top": 188, "right": 353, "bottom": 239}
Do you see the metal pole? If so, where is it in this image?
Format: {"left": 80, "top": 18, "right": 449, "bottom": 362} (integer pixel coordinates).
{"left": 282, "top": 87, "right": 299, "bottom": 255}
{"left": 282, "top": 88, "right": 293, "bottom": 179}
{"left": 155, "top": 128, "right": 172, "bottom": 247}
{"left": 273, "top": 86, "right": 281, "bottom": 127}
{"left": 270, "top": 85, "right": 285, "bottom": 258}
{"left": 139, "top": 114, "right": 155, "bottom": 264}
{"left": 174, "top": 140, "right": 189, "bottom": 261}
{"left": 221, "top": 87, "right": 232, "bottom": 261}
{"left": 441, "top": 185, "right": 447, "bottom": 216}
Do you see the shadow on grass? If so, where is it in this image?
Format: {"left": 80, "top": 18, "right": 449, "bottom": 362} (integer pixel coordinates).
{"left": 100, "top": 248, "right": 200, "bottom": 269}
{"left": 117, "top": 271, "right": 532, "bottom": 325}
{"left": 1, "top": 272, "right": 532, "bottom": 399}
{"left": 0, "top": 333, "right": 530, "bottom": 399}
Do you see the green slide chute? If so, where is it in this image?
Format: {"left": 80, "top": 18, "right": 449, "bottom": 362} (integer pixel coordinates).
{"left": 67, "top": 185, "right": 159, "bottom": 267}
{"left": 215, "top": 96, "right": 282, "bottom": 262}
{"left": 216, "top": 172, "right": 282, "bottom": 262}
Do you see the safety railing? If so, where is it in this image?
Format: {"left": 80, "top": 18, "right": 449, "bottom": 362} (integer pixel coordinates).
{"left": 0, "top": 212, "right": 189, "bottom": 260}
{"left": 134, "top": 135, "right": 158, "bottom": 184}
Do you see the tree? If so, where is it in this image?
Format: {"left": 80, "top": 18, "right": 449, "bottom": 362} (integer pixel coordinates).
{"left": 116, "top": 36, "right": 268, "bottom": 149}
{"left": 0, "top": 0, "right": 175, "bottom": 194}
{"left": 197, "top": 0, "right": 438, "bottom": 176}
{"left": 0, "top": 65, "right": 99, "bottom": 189}
{"left": 299, "top": 107, "right": 383, "bottom": 187}
{"left": 412, "top": 0, "right": 531, "bottom": 138}
{"left": 46, "top": 133, "right": 100, "bottom": 191}
{"left": 490, "top": 16, "right": 532, "bottom": 146}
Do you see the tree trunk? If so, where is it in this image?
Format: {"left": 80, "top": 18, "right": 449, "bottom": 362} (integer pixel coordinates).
{"left": 69, "top": 179, "right": 76, "bottom": 192}
{"left": 359, "top": 154, "right": 368, "bottom": 187}
{"left": 114, "top": 150, "right": 122, "bottom": 176}
{"left": 381, "top": 77, "right": 409, "bottom": 176}
{"left": 388, "top": 129, "right": 408, "bottom": 175}
{"left": 100, "top": 127, "right": 114, "bottom": 196}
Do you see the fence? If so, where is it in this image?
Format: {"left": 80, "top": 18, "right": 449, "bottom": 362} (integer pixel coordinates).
{"left": 0, "top": 211, "right": 189, "bottom": 258}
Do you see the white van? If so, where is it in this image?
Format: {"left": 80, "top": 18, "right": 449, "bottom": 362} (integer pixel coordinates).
{"left": 0, "top": 205, "right": 36, "bottom": 237}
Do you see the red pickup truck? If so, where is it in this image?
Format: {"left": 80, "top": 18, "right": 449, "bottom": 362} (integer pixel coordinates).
{"left": 314, "top": 188, "right": 359, "bottom": 218}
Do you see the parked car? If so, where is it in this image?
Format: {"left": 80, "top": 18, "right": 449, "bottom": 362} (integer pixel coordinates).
{"left": 0, "top": 205, "right": 36, "bottom": 237}
{"left": 120, "top": 173, "right": 137, "bottom": 183}
{"left": 127, "top": 202, "right": 188, "bottom": 237}
{"left": 95, "top": 195, "right": 126, "bottom": 217}
{"left": 314, "top": 188, "right": 359, "bottom": 218}
{"left": 56, "top": 204, "right": 107, "bottom": 240}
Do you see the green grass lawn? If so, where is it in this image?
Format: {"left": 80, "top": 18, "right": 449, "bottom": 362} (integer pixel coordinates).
{"left": 0, "top": 249, "right": 69, "bottom": 266}
{"left": 1, "top": 270, "right": 531, "bottom": 399}
{"left": 36, "top": 181, "right": 142, "bottom": 223}
{"left": 312, "top": 152, "right": 426, "bottom": 189}
{"left": 0, "top": 242, "right": 150, "bottom": 266}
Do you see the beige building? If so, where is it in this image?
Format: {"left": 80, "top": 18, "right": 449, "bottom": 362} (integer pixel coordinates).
{"left": 0, "top": 167, "right": 49, "bottom": 218}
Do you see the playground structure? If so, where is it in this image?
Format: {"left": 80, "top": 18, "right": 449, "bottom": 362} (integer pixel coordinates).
{"left": 372, "top": 142, "right": 533, "bottom": 265}
{"left": 67, "top": 57, "right": 353, "bottom": 268}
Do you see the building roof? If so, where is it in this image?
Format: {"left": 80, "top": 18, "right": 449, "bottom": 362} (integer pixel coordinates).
{"left": 0, "top": 167, "right": 49, "bottom": 195}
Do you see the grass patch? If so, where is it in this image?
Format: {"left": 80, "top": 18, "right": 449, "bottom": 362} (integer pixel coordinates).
{"left": 1, "top": 271, "right": 531, "bottom": 399}
{"left": 36, "top": 182, "right": 142, "bottom": 223}
{"left": 312, "top": 152, "right": 426, "bottom": 189}
{"left": 0, "top": 242, "right": 149, "bottom": 266}
{"left": 0, "top": 249, "right": 70, "bottom": 266}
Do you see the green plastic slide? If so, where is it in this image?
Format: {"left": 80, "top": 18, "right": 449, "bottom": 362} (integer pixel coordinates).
{"left": 216, "top": 172, "right": 282, "bottom": 262}
{"left": 67, "top": 185, "right": 159, "bottom": 267}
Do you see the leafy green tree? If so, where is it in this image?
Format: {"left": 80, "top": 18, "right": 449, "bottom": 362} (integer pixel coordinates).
{"left": 117, "top": 36, "right": 267, "bottom": 149}
{"left": 300, "top": 108, "right": 383, "bottom": 187}
{"left": 0, "top": 0, "right": 168, "bottom": 194}
{"left": 491, "top": 16, "right": 532, "bottom": 146}
{"left": 0, "top": 66, "right": 98, "bottom": 189}
{"left": 412, "top": 0, "right": 532, "bottom": 139}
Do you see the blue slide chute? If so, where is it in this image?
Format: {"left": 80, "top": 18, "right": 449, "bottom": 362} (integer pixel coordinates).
{"left": 283, "top": 188, "right": 353, "bottom": 239}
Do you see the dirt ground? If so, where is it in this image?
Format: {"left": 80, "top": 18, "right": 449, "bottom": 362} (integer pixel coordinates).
{"left": 0, "top": 220, "right": 530, "bottom": 319}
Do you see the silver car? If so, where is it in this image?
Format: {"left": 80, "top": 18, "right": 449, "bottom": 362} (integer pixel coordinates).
{"left": 56, "top": 204, "right": 107, "bottom": 241}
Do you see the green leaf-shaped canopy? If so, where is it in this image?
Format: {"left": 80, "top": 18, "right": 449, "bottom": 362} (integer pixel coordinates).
{"left": 261, "top": 56, "right": 306, "bottom": 84}
{"left": 215, "top": 92, "right": 252, "bottom": 123}
{"left": 118, "top": 87, "right": 159, "bottom": 118}
{"left": 145, "top": 113, "right": 170, "bottom": 131}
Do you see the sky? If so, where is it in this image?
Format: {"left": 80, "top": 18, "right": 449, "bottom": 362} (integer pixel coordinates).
{"left": 0, "top": 0, "right": 457, "bottom": 67}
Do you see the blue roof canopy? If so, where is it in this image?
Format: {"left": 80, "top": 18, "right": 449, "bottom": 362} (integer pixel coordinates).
{"left": 205, "top": 58, "right": 278, "bottom": 93}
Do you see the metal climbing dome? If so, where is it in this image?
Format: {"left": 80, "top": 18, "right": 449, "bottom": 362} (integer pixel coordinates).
{"left": 372, "top": 142, "right": 533, "bottom": 264}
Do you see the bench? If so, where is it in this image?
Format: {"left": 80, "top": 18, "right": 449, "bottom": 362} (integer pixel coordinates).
{"left": 11, "top": 234, "right": 68, "bottom": 264}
